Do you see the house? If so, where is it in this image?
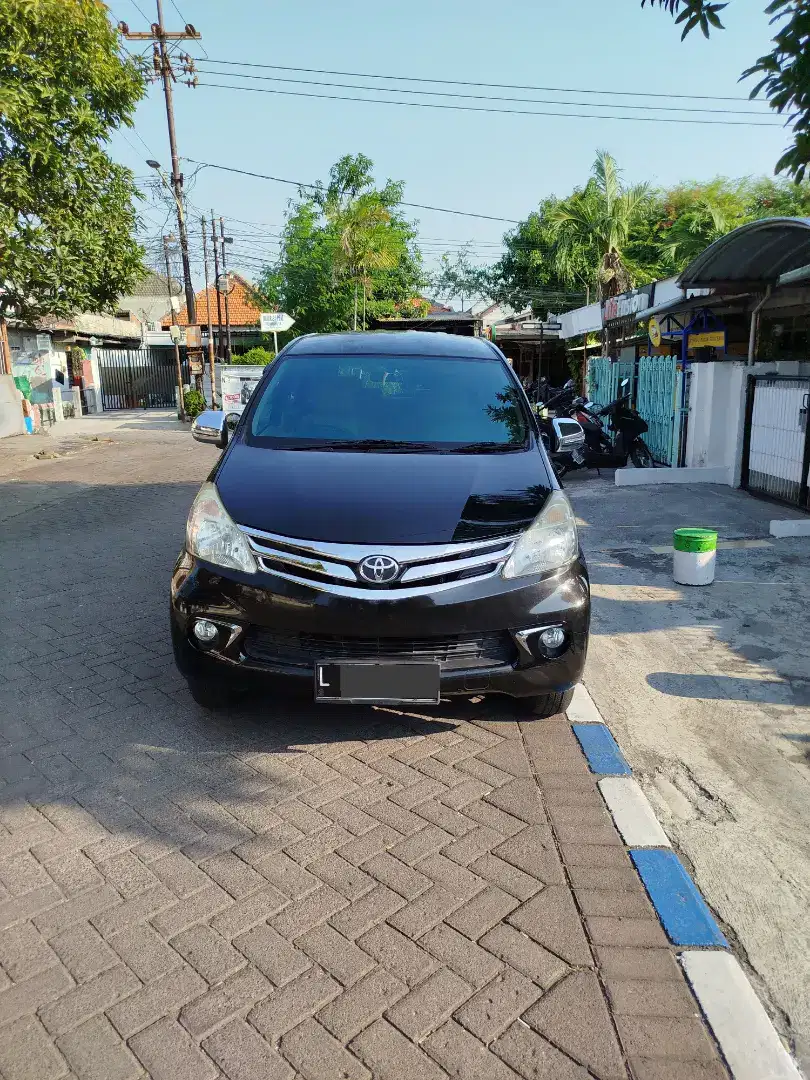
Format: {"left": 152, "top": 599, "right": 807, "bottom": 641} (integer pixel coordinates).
{"left": 162, "top": 274, "right": 263, "bottom": 357}
{"left": 369, "top": 300, "right": 483, "bottom": 337}
{"left": 558, "top": 218, "right": 810, "bottom": 508}
{"left": 118, "top": 271, "right": 183, "bottom": 333}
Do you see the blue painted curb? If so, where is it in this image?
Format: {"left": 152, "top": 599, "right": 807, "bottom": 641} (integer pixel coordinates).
{"left": 572, "top": 723, "right": 632, "bottom": 776}
{"left": 631, "top": 848, "right": 728, "bottom": 948}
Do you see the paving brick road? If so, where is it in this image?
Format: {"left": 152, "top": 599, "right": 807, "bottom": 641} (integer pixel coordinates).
{"left": 0, "top": 422, "right": 730, "bottom": 1079}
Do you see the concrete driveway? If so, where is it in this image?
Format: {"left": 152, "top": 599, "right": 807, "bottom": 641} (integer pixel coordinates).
{"left": 566, "top": 472, "right": 810, "bottom": 1074}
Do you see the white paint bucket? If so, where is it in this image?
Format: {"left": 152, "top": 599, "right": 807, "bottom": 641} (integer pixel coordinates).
{"left": 673, "top": 528, "right": 717, "bottom": 586}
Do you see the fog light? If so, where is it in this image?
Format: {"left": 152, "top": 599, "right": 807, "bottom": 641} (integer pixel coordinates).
{"left": 539, "top": 627, "right": 566, "bottom": 650}
{"left": 193, "top": 619, "right": 219, "bottom": 644}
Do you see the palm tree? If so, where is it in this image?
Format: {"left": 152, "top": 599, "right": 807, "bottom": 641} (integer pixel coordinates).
{"left": 548, "top": 151, "right": 652, "bottom": 299}
{"left": 658, "top": 179, "right": 748, "bottom": 266}
{"left": 329, "top": 194, "right": 401, "bottom": 330}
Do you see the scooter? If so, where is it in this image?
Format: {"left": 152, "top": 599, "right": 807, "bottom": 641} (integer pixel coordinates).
{"left": 533, "top": 382, "right": 586, "bottom": 480}
{"left": 567, "top": 379, "right": 655, "bottom": 469}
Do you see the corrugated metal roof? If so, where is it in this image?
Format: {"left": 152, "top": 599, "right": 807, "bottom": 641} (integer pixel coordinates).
{"left": 678, "top": 218, "right": 810, "bottom": 288}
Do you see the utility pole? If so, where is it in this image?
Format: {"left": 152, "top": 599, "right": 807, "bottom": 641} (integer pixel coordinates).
{"left": 201, "top": 217, "right": 216, "bottom": 408}
{"left": 163, "top": 236, "right": 185, "bottom": 421}
{"left": 211, "top": 212, "right": 224, "bottom": 360}
{"left": 120, "top": 5, "right": 200, "bottom": 325}
{"left": 219, "top": 218, "right": 233, "bottom": 364}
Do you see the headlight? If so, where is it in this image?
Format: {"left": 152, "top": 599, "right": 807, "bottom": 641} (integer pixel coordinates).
{"left": 502, "top": 490, "right": 578, "bottom": 579}
{"left": 186, "top": 482, "right": 257, "bottom": 574}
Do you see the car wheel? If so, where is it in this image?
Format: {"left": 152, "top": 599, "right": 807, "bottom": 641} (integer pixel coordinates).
{"left": 630, "top": 441, "right": 654, "bottom": 468}
{"left": 525, "top": 688, "right": 574, "bottom": 718}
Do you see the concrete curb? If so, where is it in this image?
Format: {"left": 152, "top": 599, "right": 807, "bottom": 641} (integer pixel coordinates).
{"left": 681, "top": 952, "right": 801, "bottom": 1080}
{"left": 598, "top": 777, "right": 671, "bottom": 848}
{"left": 770, "top": 518, "right": 810, "bottom": 538}
{"left": 575, "top": 681, "right": 800, "bottom": 1079}
{"left": 615, "top": 465, "right": 733, "bottom": 487}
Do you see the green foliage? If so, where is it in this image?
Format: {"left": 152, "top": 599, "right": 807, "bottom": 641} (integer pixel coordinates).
{"left": 0, "top": 0, "right": 146, "bottom": 323}
{"left": 643, "top": 0, "right": 810, "bottom": 183}
{"left": 183, "top": 389, "right": 206, "bottom": 419}
{"left": 489, "top": 156, "right": 810, "bottom": 314}
{"left": 238, "top": 347, "right": 275, "bottom": 366}
{"left": 429, "top": 246, "right": 490, "bottom": 310}
{"left": 254, "top": 154, "right": 424, "bottom": 335}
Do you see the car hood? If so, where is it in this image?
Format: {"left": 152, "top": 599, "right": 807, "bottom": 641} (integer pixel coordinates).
{"left": 215, "top": 441, "right": 553, "bottom": 544}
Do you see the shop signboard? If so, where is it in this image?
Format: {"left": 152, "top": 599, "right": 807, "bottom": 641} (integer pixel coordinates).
{"left": 687, "top": 330, "right": 726, "bottom": 350}
{"left": 220, "top": 364, "right": 264, "bottom": 420}
{"left": 603, "top": 285, "right": 655, "bottom": 326}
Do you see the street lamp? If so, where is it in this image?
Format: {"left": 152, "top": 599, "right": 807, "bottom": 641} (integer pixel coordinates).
{"left": 146, "top": 159, "right": 196, "bottom": 326}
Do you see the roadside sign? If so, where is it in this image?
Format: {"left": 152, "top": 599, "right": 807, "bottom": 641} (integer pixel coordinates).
{"left": 648, "top": 317, "right": 662, "bottom": 347}
{"left": 220, "top": 364, "right": 264, "bottom": 420}
{"left": 260, "top": 312, "right": 295, "bottom": 333}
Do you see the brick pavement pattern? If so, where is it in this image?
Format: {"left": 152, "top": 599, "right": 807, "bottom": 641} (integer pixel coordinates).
{"left": 0, "top": 434, "right": 730, "bottom": 1079}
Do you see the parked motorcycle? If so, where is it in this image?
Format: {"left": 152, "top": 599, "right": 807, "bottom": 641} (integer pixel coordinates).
{"left": 567, "top": 379, "right": 655, "bottom": 469}
{"left": 533, "top": 381, "right": 586, "bottom": 480}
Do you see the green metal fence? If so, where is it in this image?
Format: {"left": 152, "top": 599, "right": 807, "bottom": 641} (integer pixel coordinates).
{"left": 636, "top": 355, "right": 678, "bottom": 465}
{"left": 586, "top": 356, "right": 633, "bottom": 409}
{"left": 586, "top": 353, "right": 679, "bottom": 465}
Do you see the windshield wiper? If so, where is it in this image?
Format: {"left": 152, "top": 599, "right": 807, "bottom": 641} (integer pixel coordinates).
{"left": 330, "top": 439, "right": 439, "bottom": 452}
{"left": 451, "top": 442, "right": 525, "bottom": 453}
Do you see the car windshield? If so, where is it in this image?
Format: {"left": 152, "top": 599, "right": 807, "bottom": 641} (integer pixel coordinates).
{"left": 246, "top": 353, "right": 529, "bottom": 450}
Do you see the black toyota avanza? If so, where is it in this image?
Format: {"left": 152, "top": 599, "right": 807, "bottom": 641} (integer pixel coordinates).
{"left": 171, "top": 332, "right": 589, "bottom": 716}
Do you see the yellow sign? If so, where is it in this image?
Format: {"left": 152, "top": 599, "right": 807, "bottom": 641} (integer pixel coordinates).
{"left": 688, "top": 331, "right": 725, "bottom": 349}
{"left": 648, "top": 317, "right": 662, "bottom": 347}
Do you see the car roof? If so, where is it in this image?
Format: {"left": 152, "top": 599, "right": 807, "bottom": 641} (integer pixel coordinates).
{"left": 284, "top": 331, "right": 503, "bottom": 360}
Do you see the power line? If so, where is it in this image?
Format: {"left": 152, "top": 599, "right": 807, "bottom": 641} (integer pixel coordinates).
{"left": 181, "top": 158, "right": 523, "bottom": 222}
{"left": 202, "top": 58, "right": 758, "bottom": 104}
{"left": 194, "top": 80, "right": 782, "bottom": 128}
{"left": 194, "top": 66, "right": 770, "bottom": 117}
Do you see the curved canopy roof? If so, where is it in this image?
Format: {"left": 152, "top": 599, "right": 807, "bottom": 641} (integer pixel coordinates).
{"left": 678, "top": 218, "right": 810, "bottom": 290}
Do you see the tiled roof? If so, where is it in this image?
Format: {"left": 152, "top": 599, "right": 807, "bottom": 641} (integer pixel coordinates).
{"left": 161, "top": 274, "right": 262, "bottom": 328}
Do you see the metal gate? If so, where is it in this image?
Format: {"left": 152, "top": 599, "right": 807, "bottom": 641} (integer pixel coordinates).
{"left": 97, "top": 347, "right": 182, "bottom": 410}
{"left": 741, "top": 375, "right": 810, "bottom": 508}
{"left": 586, "top": 356, "right": 633, "bottom": 410}
{"left": 636, "top": 355, "right": 678, "bottom": 465}
{"left": 587, "top": 354, "right": 679, "bottom": 464}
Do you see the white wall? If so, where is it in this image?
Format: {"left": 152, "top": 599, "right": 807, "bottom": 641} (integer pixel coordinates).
{"left": 686, "top": 359, "right": 810, "bottom": 486}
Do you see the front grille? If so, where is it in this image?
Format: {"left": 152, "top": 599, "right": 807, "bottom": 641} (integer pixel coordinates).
{"left": 243, "top": 629, "right": 518, "bottom": 672}
{"left": 237, "top": 526, "right": 518, "bottom": 597}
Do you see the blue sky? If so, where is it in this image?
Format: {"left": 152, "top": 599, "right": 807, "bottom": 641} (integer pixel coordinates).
{"left": 108, "top": 0, "right": 789, "bottom": 289}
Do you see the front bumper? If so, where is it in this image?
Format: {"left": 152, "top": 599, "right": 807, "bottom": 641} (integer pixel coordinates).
{"left": 170, "top": 551, "right": 590, "bottom": 699}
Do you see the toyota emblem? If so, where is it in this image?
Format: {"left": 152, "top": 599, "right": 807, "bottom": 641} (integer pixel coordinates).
{"left": 358, "top": 555, "right": 400, "bottom": 584}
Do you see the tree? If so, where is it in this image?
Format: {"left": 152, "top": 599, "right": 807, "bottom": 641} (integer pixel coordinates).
{"left": 547, "top": 151, "right": 654, "bottom": 298}
{"left": 238, "top": 347, "right": 275, "bottom": 366}
{"left": 328, "top": 193, "right": 402, "bottom": 330}
{"left": 657, "top": 178, "right": 750, "bottom": 264}
{"left": 254, "top": 155, "right": 424, "bottom": 335}
{"left": 0, "top": 0, "right": 146, "bottom": 326}
{"left": 642, "top": 0, "right": 810, "bottom": 182}
{"left": 429, "top": 245, "right": 491, "bottom": 311}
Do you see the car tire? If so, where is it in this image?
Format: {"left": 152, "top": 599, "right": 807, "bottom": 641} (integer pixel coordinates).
{"left": 525, "top": 688, "right": 574, "bottom": 718}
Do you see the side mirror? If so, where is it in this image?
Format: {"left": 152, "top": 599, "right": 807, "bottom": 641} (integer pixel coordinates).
{"left": 191, "top": 410, "right": 228, "bottom": 449}
{"left": 620, "top": 378, "right": 630, "bottom": 389}
{"left": 564, "top": 378, "right": 575, "bottom": 389}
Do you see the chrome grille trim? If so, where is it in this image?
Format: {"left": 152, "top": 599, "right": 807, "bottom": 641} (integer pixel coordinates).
{"left": 237, "top": 524, "right": 519, "bottom": 597}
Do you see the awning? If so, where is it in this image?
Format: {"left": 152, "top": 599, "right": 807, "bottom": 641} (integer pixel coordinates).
{"left": 678, "top": 218, "right": 810, "bottom": 290}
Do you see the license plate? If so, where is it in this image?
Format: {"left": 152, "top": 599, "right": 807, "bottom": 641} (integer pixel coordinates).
{"left": 315, "top": 662, "right": 441, "bottom": 704}
{"left": 572, "top": 448, "right": 585, "bottom": 464}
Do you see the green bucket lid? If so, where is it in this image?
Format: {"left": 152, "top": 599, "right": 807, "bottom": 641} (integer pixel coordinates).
{"left": 673, "top": 528, "right": 717, "bottom": 553}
